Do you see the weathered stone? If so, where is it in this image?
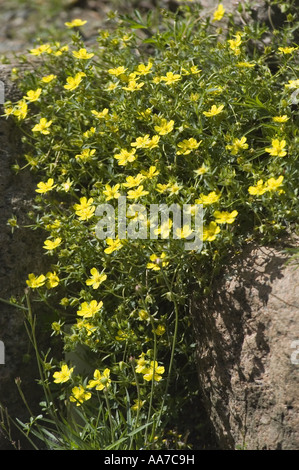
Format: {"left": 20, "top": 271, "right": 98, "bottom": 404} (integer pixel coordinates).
{"left": 0, "top": 66, "right": 46, "bottom": 450}
{"left": 192, "top": 239, "right": 299, "bottom": 450}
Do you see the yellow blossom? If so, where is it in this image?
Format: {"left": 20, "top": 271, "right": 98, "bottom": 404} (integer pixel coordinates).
{"left": 64, "top": 72, "right": 86, "bottom": 91}
{"left": 41, "top": 74, "right": 57, "bottom": 83}
{"left": 73, "top": 197, "right": 95, "bottom": 220}
{"left": 154, "top": 118, "right": 174, "bottom": 135}
{"left": 77, "top": 300, "right": 103, "bottom": 318}
{"left": 177, "top": 137, "right": 202, "bottom": 155}
{"left": 122, "top": 79, "right": 144, "bottom": 91}
{"left": 141, "top": 166, "right": 159, "bottom": 179}
{"left": 176, "top": 225, "right": 193, "bottom": 239}
{"left": 26, "top": 273, "right": 46, "bottom": 288}
{"left": 194, "top": 165, "right": 208, "bottom": 176}
{"left": 147, "top": 252, "right": 168, "bottom": 271}
{"left": 53, "top": 364, "right": 74, "bottom": 383}
{"left": 104, "top": 238, "right": 123, "bottom": 254}
{"left": 131, "top": 399, "right": 146, "bottom": 411}
{"left": 88, "top": 369, "right": 111, "bottom": 390}
{"left": 285, "top": 79, "right": 299, "bottom": 89}
{"left": 65, "top": 19, "right": 87, "bottom": 28}
{"left": 70, "top": 385, "right": 91, "bottom": 406}
{"left": 108, "top": 66, "right": 127, "bottom": 76}
{"left": 203, "top": 104, "right": 224, "bottom": 117}
{"left": 213, "top": 4, "right": 225, "bottom": 21}
{"left": 91, "top": 108, "right": 109, "bottom": 119}
{"left": 135, "top": 61, "right": 153, "bottom": 75}
{"left": 264, "top": 175, "right": 284, "bottom": 192}
{"left": 23, "top": 88, "right": 42, "bottom": 102}
{"left": 202, "top": 221, "right": 221, "bottom": 242}
{"left": 46, "top": 271, "right": 60, "bottom": 289}
{"left": 35, "top": 178, "right": 56, "bottom": 194}
{"left": 272, "top": 115, "right": 289, "bottom": 123}
{"left": 123, "top": 174, "right": 145, "bottom": 188}
{"left": 265, "top": 138, "right": 287, "bottom": 157}
{"left": 103, "top": 183, "right": 121, "bottom": 201}
{"left": 86, "top": 268, "right": 107, "bottom": 289}
{"left": 213, "top": 210, "right": 238, "bottom": 224}
{"left": 29, "top": 44, "right": 52, "bottom": 55}
{"left": 127, "top": 185, "right": 149, "bottom": 200}
{"left": 114, "top": 148, "right": 137, "bottom": 166}
{"left": 75, "top": 148, "right": 96, "bottom": 161}
{"left": 72, "top": 48, "right": 94, "bottom": 59}
{"left": 226, "top": 136, "right": 248, "bottom": 155}
{"left": 196, "top": 191, "right": 221, "bottom": 206}
{"left": 228, "top": 34, "right": 242, "bottom": 54}
{"left": 43, "top": 238, "right": 62, "bottom": 250}
{"left": 32, "top": 117, "right": 52, "bottom": 134}
{"left": 160, "top": 71, "right": 181, "bottom": 85}
{"left": 248, "top": 179, "right": 267, "bottom": 196}
{"left": 278, "top": 46, "right": 297, "bottom": 54}
{"left": 143, "top": 361, "right": 165, "bottom": 382}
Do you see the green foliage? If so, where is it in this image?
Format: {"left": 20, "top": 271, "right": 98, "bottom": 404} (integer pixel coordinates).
{"left": 2, "top": 0, "right": 298, "bottom": 449}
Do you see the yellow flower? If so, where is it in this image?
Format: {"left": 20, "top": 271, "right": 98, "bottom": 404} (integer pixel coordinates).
{"left": 135, "top": 353, "right": 148, "bottom": 374}
{"left": 61, "top": 178, "right": 73, "bottom": 192}
{"left": 265, "top": 138, "right": 287, "bottom": 157}
{"left": 155, "top": 183, "right": 170, "bottom": 193}
{"left": 264, "top": 175, "right": 284, "bottom": 192}
{"left": 65, "top": 19, "right": 87, "bottom": 28}
{"left": 135, "top": 61, "right": 153, "bottom": 75}
{"left": 196, "top": 191, "right": 221, "bottom": 206}
{"left": 23, "top": 88, "right": 42, "bottom": 102}
{"left": 91, "top": 108, "right": 109, "bottom": 119}
{"left": 213, "top": 4, "right": 225, "bottom": 21}
{"left": 138, "top": 309, "right": 150, "bottom": 321}
{"left": 248, "top": 179, "right": 267, "bottom": 196}
{"left": 86, "top": 268, "right": 107, "bottom": 289}
{"left": 114, "top": 148, "right": 137, "bottom": 166}
{"left": 285, "top": 79, "right": 299, "bottom": 89}
{"left": 226, "top": 136, "right": 248, "bottom": 155}
{"left": 272, "top": 115, "right": 289, "bottom": 123}
{"left": 41, "top": 74, "right": 57, "bottom": 83}
{"left": 32, "top": 117, "right": 52, "bottom": 134}
{"left": 73, "top": 197, "right": 95, "bottom": 220}
{"left": 213, "top": 210, "right": 238, "bottom": 224}
{"left": 278, "top": 46, "right": 297, "bottom": 54}
{"left": 35, "top": 178, "right": 56, "bottom": 194}
{"left": 46, "top": 271, "right": 60, "bottom": 289}
{"left": 70, "top": 385, "right": 91, "bottom": 406}
{"left": 131, "top": 134, "right": 151, "bottom": 149}
{"left": 26, "top": 273, "right": 46, "bottom": 288}
{"left": 53, "top": 364, "right": 74, "bottom": 383}
{"left": 141, "top": 166, "right": 159, "bottom": 179}
{"left": 236, "top": 61, "right": 255, "bottom": 68}
{"left": 202, "top": 221, "right": 221, "bottom": 242}
{"left": 167, "top": 182, "right": 182, "bottom": 195}
{"left": 160, "top": 72, "right": 181, "bottom": 85}
{"left": 154, "top": 219, "right": 173, "bottom": 238}
{"left": 127, "top": 185, "right": 149, "bottom": 200}
{"left": 122, "top": 79, "right": 144, "bottom": 91}
{"left": 143, "top": 361, "right": 165, "bottom": 382}
{"left": 77, "top": 300, "right": 103, "bottom": 318}
{"left": 145, "top": 135, "right": 160, "bottom": 149}
{"left": 131, "top": 399, "right": 146, "bottom": 411}
{"left": 72, "top": 48, "right": 94, "bottom": 59}
{"left": 43, "top": 238, "right": 62, "bottom": 250}
{"left": 177, "top": 137, "right": 202, "bottom": 155}
{"left": 88, "top": 368, "right": 111, "bottom": 390}
{"left": 123, "top": 174, "right": 145, "bottom": 188}
{"left": 104, "top": 238, "right": 123, "bottom": 254}
{"left": 203, "top": 104, "right": 224, "bottom": 117}
{"left": 228, "top": 34, "right": 242, "bottom": 54}
{"left": 75, "top": 148, "right": 96, "bottom": 161}
{"left": 153, "top": 325, "right": 166, "bottom": 336}
{"left": 29, "top": 44, "right": 52, "bottom": 55}
{"left": 147, "top": 252, "right": 168, "bottom": 271}
{"left": 154, "top": 119, "right": 174, "bottom": 135}
{"left": 108, "top": 66, "right": 127, "bottom": 76}
{"left": 194, "top": 165, "right": 208, "bottom": 176}
{"left": 176, "top": 225, "right": 193, "bottom": 239}
{"left": 64, "top": 72, "right": 86, "bottom": 91}
{"left": 103, "top": 183, "right": 121, "bottom": 201}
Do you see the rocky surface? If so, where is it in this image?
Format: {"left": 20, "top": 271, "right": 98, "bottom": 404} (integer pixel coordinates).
{"left": 192, "top": 240, "right": 299, "bottom": 450}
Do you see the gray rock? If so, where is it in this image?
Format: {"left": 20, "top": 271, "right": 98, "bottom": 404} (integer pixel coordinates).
{"left": 192, "top": 240, "right": 299, "bottom": 449}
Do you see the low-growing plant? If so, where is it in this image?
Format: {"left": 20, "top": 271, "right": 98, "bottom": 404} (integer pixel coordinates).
{"left": 2, "top": 0, "right": 298, "bottom": 450}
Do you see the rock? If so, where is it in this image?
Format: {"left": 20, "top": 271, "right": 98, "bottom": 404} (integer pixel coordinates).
{"left": 0, "top": 66, "right": 47, "bottom": 450}
{"left": 192, "top": 239, "right": 299, "bottom": 450}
